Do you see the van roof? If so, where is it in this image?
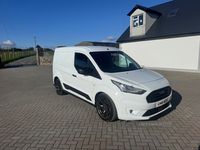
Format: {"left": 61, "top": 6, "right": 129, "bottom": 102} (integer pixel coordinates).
{"left": 55, "top": 46, "right": 120, "bottom": 53}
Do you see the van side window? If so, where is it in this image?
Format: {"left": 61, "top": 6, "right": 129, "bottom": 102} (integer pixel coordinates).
{"left": 74, "top": 53, "right": 101, "bottom": 79}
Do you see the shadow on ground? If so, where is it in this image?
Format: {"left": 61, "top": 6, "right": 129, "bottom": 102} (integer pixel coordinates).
{"left": 150, "top": 90, "right": 182, "bottom": 120}
{"left": 1, "top": 64, "right": 37, "bottom": 69}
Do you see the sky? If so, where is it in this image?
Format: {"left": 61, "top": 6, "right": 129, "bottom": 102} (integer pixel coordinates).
{"left": 0, "top": 0, "right": 170, "bottom": 50}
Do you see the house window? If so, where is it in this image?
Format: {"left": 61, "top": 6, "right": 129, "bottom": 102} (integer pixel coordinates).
{"left": 168, "top": 9, "right": 179, "bottom": 17}
{"left": 133, "top": 14, "right": 143, "bottom": 27}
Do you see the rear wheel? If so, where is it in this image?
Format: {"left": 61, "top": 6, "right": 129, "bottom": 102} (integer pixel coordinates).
{"left": 55, "top": 78, "right": 64, "bottom": 95}
{"left": 96, "top": 93, "right": 118, "bottom": 122}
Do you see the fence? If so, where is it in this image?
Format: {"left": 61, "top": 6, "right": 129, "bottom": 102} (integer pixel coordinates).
{"left": 0, "top": 49, "right": 53, "bottom": 67}
{"left": 1, "top": 51, "right": 35, "bottom": 62}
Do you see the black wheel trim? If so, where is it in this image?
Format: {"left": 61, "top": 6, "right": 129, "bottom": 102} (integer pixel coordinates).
{"left": 97, "top": 97, "right": 112, "bottom": 120}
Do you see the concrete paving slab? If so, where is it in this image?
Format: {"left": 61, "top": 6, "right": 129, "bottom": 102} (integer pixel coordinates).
{"left": 0, "top": 66, "right": 200, "bottom": 150}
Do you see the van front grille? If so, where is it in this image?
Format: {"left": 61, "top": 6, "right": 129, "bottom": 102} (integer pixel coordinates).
{"left": 146, "top": 86, "right": 171, "bottom": 103}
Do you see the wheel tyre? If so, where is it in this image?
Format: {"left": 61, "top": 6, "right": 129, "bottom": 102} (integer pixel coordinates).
{"left": 55, "top": 78, "right": 64, "bottom": 95}
{"left": 96, "top": 93, "right": 118, "bottom": 122}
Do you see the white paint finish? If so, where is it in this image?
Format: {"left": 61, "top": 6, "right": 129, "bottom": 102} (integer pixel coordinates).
{"left": 120, "top": 35, "right": 200, "bottom": 71}
{"left": 198, "top": 42, "right": 200, "bottom": 70}
{"left": 53, "top": 46, "right": 172, "bottom": 121}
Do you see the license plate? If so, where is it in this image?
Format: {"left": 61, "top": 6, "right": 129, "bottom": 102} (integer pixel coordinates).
{"left": 156, "top": 96, "right": 171, "bottom": 107}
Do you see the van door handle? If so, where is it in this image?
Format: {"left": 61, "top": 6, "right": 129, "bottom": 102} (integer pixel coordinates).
{"left": 72, "top": 74, "right": 76, "bottom": 77}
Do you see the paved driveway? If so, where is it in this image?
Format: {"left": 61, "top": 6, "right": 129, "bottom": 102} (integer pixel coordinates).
{"left": 0, "top": 66, "right": 200, "bottom": 150}
{"left": 4, "top": 52, "right": 51, "bottom": 67}
{"left": 4, "top": 56, "right": 36, "bottom": 67}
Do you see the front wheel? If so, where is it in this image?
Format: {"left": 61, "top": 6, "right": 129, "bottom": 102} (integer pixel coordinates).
{"left": 54, "top": 78, "right": 64, "bottom": 95}
{"left": 96, "top": 93, "right": 118, "bottom": 122}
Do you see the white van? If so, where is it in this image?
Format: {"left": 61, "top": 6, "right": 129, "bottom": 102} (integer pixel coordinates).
{"left": 53, "top": 46, "right": 172, "bottom": 121}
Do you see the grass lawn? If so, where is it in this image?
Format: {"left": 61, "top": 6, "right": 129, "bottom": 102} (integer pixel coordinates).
{"left": 44, "top": 51, "right": 54, "bottom": 56}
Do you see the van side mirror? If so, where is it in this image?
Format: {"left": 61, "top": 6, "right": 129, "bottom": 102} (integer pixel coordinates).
{"left": 77, "top": 68, "right": 85, "bottom": 74}
{"left": 77, "top": 68, "right": 92, "bottom": 75}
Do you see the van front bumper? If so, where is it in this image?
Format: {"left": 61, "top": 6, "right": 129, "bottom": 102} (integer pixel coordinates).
{"left": 116, "top": 92, "right": 172, "bottom": 121}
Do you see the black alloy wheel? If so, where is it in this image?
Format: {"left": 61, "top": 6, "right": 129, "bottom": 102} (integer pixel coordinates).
{"left": 96, "top": 93, "right": 117, "bottom": 122}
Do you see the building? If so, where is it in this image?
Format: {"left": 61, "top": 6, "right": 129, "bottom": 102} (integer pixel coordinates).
{"left": 76, "top": 41, "right": 119, "bottom": 48}
{"left": 117, "top": 0, "right": 200, "bottom": 72}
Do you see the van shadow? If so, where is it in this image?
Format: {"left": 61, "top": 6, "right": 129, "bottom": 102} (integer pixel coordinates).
{"left": 1, "top": 64, "right": 37, "bottom": 69}
{"left": 149, "top": 90, "right": 182, "bottom": 121}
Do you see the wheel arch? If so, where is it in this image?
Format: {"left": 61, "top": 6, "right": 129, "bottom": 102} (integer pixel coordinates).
{"left": 53, "top": 71, "right": 63, "bottom": 85}
{"left": 94, "top": 92, "right": 104, "bottom": 106}
{"left": 95, "top": 92, "right": 118, "bottom": 121}
{"left": 94, "top": 91, "right": 117, "bottom": 109}
{"left": 93, "top": 85, "right": 125, "bottom": 121}
{"left": 93, "top": 85, "right": 123, "bottom": 106}
{"left": 54, "top": 76, "right": 59, "bottom": 85}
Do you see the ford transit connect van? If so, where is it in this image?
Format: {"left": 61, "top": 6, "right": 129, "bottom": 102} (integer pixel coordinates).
{"left": 53, "top": 46, "right": 172, "bottom": 121}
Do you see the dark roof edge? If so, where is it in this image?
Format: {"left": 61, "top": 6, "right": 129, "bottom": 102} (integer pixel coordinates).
{"left": 117, "top": 32, "right": 200, "bottom": 43}
{"left": 127, "top": 4, "right": 162, "bottom": 16}
{"left": 85, "top": 41, "right": 118, "bottom": 44}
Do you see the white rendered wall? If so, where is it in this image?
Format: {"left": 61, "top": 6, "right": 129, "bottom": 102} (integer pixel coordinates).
{"left": 120, "top": 35, "right": 200, "bottom": 71}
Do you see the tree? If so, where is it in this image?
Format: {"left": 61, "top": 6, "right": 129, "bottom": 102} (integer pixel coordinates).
{"left": 36, "top": 45, "right": 42, "bottom": 48}
{"left": 44, "top": 48, "right": 53, "bottom": 51}
{"left": 28, "top": 47, "right": 34, "bottom": 51}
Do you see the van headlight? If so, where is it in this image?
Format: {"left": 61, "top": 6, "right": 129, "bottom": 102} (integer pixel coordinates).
{"left": 111, "top": 80, "right": 146, "bottom": 94}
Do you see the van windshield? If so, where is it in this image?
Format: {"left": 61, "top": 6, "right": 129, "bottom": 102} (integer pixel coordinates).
{"left": 90, "top": 51, "right": 141, "bottom": 73}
